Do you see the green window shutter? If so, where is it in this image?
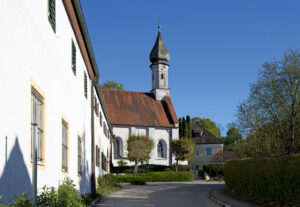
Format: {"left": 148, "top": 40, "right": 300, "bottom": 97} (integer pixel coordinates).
{"left": 84, "top": 72, "right": 87, "bottom": 98}
{"left": 72, "top": 40, "right": 76, "bottom": 75}
{"left": 48, "top": 0, "right": 56, "bottom": 33}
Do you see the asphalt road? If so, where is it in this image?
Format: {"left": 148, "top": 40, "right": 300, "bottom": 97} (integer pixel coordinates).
{"left": 93, "top": 181, "right": 224, "bottom": 207}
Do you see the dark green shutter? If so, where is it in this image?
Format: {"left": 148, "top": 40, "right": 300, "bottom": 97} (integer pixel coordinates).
{"left": 84, "top": 72, "right": 87, "bottom": 98}
{"left": 72, "top": 40, "right": 76, "bottom": 75}
{"left": 48, "top": 0, "right": 56, "bottom": 32}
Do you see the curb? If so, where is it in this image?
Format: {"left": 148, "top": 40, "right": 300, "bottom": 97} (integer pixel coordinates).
{"left": 88, "top": 195, "right": 102, "bottom": 207}
{"left": 208, "top": 189, "right": 232, "bottom": 207}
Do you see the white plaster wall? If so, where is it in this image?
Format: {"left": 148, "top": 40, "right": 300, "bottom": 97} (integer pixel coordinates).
{"left": 0, "top": 0, "right": 94, "bottom": 202}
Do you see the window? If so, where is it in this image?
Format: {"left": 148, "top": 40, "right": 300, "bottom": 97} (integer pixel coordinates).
{"left": 71, "top": 40, "right": 76, "bottom": 75}
{"left": 157, "top": 140, "right": 166, "bottom": 158}
{"left": 84, "top": 72, "right": 87, "bottom": 98}
{"left": 31, "top": 90, "right": 44, "bottom": 163}
{"left": 103, "top": 122, "right": 107, "bottom": 137}
{"left": 161, "top": 74, "right": 164, "bottom": 79}
{"left": 99, "top": 112, "right": 103, "bottom": 126}
{"left": 114, "top": 137, "right": 123, "bottom": 157}
{"left": 195, "top": 150, "right": 200, "bottom": 156}
{"left": 195, "top": 165, "right": 199, "bottom": 170}
{"left": 96, "top": 145, "right": 100, "bottom": 167}
{"left": 94, "top": 97, "right": 99, "bottom": 116}
{"left": 78, "top": 137, "right": 82, "bottom": 176}
{"left": 101, "top": 152, "right": 107, "bottom": 171}
{"left": 205, "top": 147, "right": 212, "bottom": 156}
{"left": 62, "top": 121, "right": 68, "bottom": 172}
{"left": 48, "top": 0, "right": 56, "bottom": 32}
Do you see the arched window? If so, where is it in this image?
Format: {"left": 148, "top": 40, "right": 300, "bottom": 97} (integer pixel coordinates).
{"left": 114, "top": 137, "right": 123, "bottom": 158}
{"left": 157, "top": 140, "right": 166, "bottom": 158}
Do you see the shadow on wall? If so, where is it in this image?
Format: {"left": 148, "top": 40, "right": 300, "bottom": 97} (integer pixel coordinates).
{"left": 79, "top": 131, "right": 90, "bottom": 195}
{"left": 0, "top": 137, "right": 32, "bottom": 204}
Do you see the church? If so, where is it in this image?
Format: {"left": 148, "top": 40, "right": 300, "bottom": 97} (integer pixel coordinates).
{"left": 102, "top": 29, "right": 179, "bottom": 166}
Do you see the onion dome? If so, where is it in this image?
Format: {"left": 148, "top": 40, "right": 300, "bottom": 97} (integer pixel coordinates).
{"left": 149, "top": 26, "right": 170, "bottom": 65}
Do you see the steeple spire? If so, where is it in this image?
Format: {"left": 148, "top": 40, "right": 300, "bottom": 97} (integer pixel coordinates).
{"left": 149, "top": 26, "right": 170, "bottom": 66}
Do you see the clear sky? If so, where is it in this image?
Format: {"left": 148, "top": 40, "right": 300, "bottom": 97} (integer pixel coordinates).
{"left": 80, "top": 0, "right": 300, "bottom": 136}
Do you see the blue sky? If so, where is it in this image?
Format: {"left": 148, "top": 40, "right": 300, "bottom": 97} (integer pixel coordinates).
{"left": 80, "top": 0, "right": 300, "bottom": 136}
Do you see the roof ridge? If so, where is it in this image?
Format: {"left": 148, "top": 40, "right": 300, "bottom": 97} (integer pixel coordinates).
{"left": 101, "top": 89, "right": 148, "bottom": 94}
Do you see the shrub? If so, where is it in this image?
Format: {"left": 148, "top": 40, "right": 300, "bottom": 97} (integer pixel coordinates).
{"left": 37, "top": 186, "right": 57, "bottom": 207}
{"left": 97, "top": 174, "right": 121, "bottom": 195}
{"left": 203, "top": 164, "right": 224, "bottom": 178}
{"left": 111, "top": 164, "right": 191, "bottom": 174}
{"left": 116, "top": 171, "right": 194, "bottom": 183}
{"left": 117, "top": 160, "right": 127, "bottom": 167}
{"left": 197, "top": 168, "right": 204, "bottom": 179}
{"left": 56, "top": 177, "right": 84, "bottom": 207}
{"left": 130, "top": 179, "right": 146, "bottom": 185}
{"left": 224, "top": 155, "right": 300, "bottom": 207}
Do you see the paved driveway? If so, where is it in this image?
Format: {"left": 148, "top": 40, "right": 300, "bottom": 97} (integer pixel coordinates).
{"left": 93, "top": 181, "right": 224, "bottom": 207}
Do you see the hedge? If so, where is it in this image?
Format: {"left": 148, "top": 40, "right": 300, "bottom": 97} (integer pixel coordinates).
{"left": 224, "top": 155, "right": 300, "bottom": 207}
{"left": 111, "top": 164, "right": 191, "bottom": 174}
{"left": 203, "top": 164, "right": 224, "bottom": 178}
{"left": 116, "top": 172, "right": 194, "bottom": 183}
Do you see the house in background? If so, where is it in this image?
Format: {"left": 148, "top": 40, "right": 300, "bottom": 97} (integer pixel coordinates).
{"left": 102, "top": 29, "right": 179, "bottom": 166}
{"left": 211, "top": 150, "right": 238, "bottom": 164}
{"left": 191, "top": 125, "right": 224, "bottom": 169}
{"left": 0, "top": 0, "right": 112, "bottom": 203}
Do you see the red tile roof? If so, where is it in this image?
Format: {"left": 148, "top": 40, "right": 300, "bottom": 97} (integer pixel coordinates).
{"left": 101, "top": 89, "right": 178, "bottom": 127}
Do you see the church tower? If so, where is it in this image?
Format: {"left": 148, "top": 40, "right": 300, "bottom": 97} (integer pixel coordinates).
{"left": 149, "top": 26, "right": 170, "bottom": 101}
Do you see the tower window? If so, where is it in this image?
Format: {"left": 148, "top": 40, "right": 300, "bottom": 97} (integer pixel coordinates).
{"left": 161, "top": 74, "right": 164, "bottom": 79}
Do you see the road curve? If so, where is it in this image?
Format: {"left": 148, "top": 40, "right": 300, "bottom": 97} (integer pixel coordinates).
{"left": 93, "top": 181, "right": 224, "bottom": 207}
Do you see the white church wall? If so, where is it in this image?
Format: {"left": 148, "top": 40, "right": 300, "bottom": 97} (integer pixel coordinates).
{"left": 0, "top": 0, "right": 95, "bottom": 203}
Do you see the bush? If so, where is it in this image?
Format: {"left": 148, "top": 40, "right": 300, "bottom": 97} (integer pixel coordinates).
{"left": 116, "top": 171, "right": 194, "bottom": 183}
{"left": 130, "top": 179, "right": 146, "bottom": 185}
{"left": 224, "top": 155, "right": 300, "bottom": 207}
{"left": 111, "top": 164, "right": 191, "bottom": 174}
{"left": 203, "top": 164, "right": 224, "bottom": 179}
{"left": 97, "top": 174, "right": 121, "bottom": 195}
{"left": 197, "top": 168, "right": 204, "bottom": 179}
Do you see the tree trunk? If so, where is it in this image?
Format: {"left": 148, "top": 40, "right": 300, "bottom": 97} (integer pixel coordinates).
{"left": 175, "top": 160, "right": 179, "bottom": 172}
{"left": 134, "top": 159, "right": 138, "bottom": 176}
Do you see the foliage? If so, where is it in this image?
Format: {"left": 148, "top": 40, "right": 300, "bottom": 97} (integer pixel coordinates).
{"left": 111, "top": 164, "right": 191, "bottom": 174}
{"left": 97, "top": 174, "right": 121, "bottom": 196}
{"left": 56, "top": 177, "right": 84, "bottom": 207}
{"left": 100, "top": 81, "right": 124, "bottom": 90}
{"left": 202, "top": 164, "right": 224, "bottom": 179}
{"left": 197, "top": 168, "right": 205, "bottom": 179}
{"left": 235, "top": 49, "right": 300, "bottom": 155}
{"left": 37, "top": 186, "right": 57, "bottom": 207}
{"left": 171, "top": 138, "right": 194, "bottom": 172}
{"left": 224, "top": 155, "right": 300, "bottom": 206}
{"left": 191, "top": 117, "right": 220, "bottom": 138}
{"left": 116, "top": 172, "right": 194, "bottom": 183}
{"left": 130, "top": 179, "right": 146, "bottom": 185}
{"left": 127, "top": 135, "right": 154, "bottom": 174}
{"left": 221, "top": 127, "right": 242, "bottom": 150}
{"left": 117, "top": 160, "right": 127, "bottom": 167}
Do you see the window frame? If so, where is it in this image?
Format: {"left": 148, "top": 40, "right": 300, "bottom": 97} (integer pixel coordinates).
{"left": 31, "top": 83, "right": 45, "bottom": 167}
{"left": 157, "top": 140, "right": 167, "bottom": 159}
{"left": 61, "top": 119, "right": 69, "bottom": 173}
{"left": 205, "top": 147, "right": 212, "bottom": 156}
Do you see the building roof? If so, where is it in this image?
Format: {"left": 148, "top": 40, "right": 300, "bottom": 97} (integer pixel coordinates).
{"left": 193, "top": 125, "right": 223, "bottom": 144}
{"left": 211, "top": 150, "right": 238, "bottom": 163}
{"left": 149, "top": 30, "right": 170, "bottom": 65}
{"left": 101, "top": 89, "right": 178, "bottom": 127}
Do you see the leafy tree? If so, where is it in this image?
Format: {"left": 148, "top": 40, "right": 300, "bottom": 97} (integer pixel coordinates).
{"left": 127, "top": 135, "right": 154, "bottom": 175}
{"left": 100, "top": 81, "right": 124, "bottom": 90}
{"left": 222, "top": 127, "right": 242, "bottom": 150}
{"left": 178, "top": 118, "right": 182, "bottom": 138}
{"left": 236, "top": 49, "right": 300, "bottom": 155}
{"left": 171, "top": 138, "right": 194, "bottom": 172}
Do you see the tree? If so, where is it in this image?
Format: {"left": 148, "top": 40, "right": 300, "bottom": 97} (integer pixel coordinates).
{"left": 100, "top": 81, "right": 124, "bottom": 90}
{"left": 127, "top": 135, "right": 154, "bottom": 175}
{"left": 192, "top": 117, "right": 220, "bottom": 138}
{"left": 171, "top": 138, "right": 194, "bottom": 172}
{"left": 179, "top": 118, "right": 182, "bottom": 138}
{"left": 236, "top": 49, "right": 300, "bottom": 155}
{"left": 222, "top": 127, "right": 242, "bottom": 150}
{"left": 186, "top": 115, "right": 192, "bottom": 138}
{"left": 181, "top": 117, "right": 187, "bottom": 138}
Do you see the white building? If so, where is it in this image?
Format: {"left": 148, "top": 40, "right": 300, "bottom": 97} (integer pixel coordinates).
{"left": 0, "top": 0, "right": 112, "bottom": 203}
{"left": 102, "top": 29, "right": 179, "bottom": 167}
